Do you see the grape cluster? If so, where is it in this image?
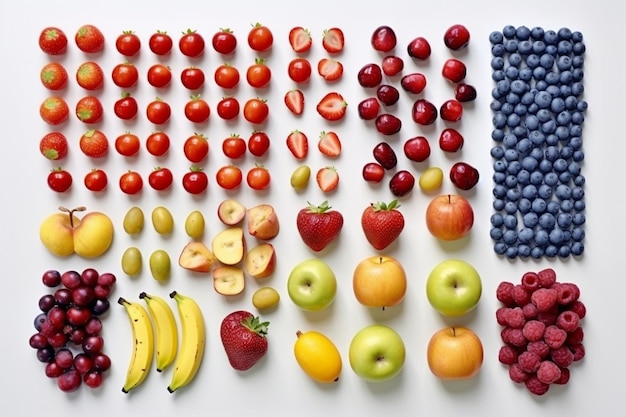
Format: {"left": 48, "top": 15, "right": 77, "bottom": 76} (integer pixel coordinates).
{"left": 495, "top": 268, "right": 586, "bottom": 395}
{"left": 29, "top": 269, "right": 116, "bottom": 392}
{"left": 489, "top": 25, "right": 587, "bottom": 258}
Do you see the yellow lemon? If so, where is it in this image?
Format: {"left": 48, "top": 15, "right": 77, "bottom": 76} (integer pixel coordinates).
{"left": 294, "top": 330, "right": 342, "bottom": 383}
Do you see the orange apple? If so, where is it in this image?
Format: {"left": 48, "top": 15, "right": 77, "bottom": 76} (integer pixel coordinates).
{"left": 425, "top": 194, "right": 474, "bottom": 241}
{"left": 211, "top": 227, "right": 245, "bottom": 265}
{"left": 352, "top": 255, "right": 407, "bottom": 309}
{"left": 247, "top": 204, "right": 280, "bottom": 240}
{"left": 244, "top": 243, "right": 277, "bottom": 278}
{"left": 217, "top": 199, "right": 247, "bottom": 226}
{"left": 213, "top": 265, "right": 245, "bottom": 295}
{"left": 427, "top": 326, "right": 483, "bottom": 380}
{"left": 178, "top": 241, "right": 217, "bottom": 273}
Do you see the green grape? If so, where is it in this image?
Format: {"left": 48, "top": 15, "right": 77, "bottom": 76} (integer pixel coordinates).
{"left": 151, "top": 206, "right": 174, "bottom": 235}
{"left": 123, "top": 206, "right": 144, "bottom": 235}
{"left": 185, "top": 210, "right": 205, "bottom": 239}
{"left": 121, "top": 247, "right": 142, "bottom": 276}
{"left": 149, "top": 249, "right": 171, "bottom": 282}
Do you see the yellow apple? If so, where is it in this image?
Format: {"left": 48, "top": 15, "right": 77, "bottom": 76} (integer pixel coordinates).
{"left": 178, "top": 241, "right": 218, "bottom": 273}
{"left": 213, "top": 265, "right": 245, "bottom": 295}
{"left": 244, "top": 243, "right": 276, "bottom": 278}
{"left": 217, "top": 199, "right": 247, "bottom": 226}
{"left": 39, "top": 206, "right": 114, "bottom": 258}
{"left": 211, "top": 227, "right": 245, "bottom": 265}
{"left": 247, "top": 204, "right": 280, "bottom": 240}
{"left": 427, "top": 326, "right": 483, "bottom": 380}
{"left": 353, "top": 255, "right": 407, "bottom": 309}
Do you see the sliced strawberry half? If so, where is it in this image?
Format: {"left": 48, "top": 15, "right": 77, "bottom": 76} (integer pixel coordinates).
{"left": 317, "top": 58, "right": 343, "bottom": 81}
{"left": 322, "top": 28, "right": 344, "bottom": 53}
{"left": 289, "top": 26, "right": 312, "bottom": 53}
{"left": 316, "top": 166, "right": 339, "bottom": 192}
{"left": 286, "top": 130, "right": 309, "bottom": 159}
{"left": 318, "top": 131, "right": 342, "bottom": 158}
{"left": 316, "top": 92, "right": 347, "bottom": 121}
{"left": 285, "top": 89, "right": 305, "bottom": 115}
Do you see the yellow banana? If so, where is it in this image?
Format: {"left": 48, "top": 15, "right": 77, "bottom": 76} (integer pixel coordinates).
{"left": 167, "top": 291, "right": 206, "bottom": 393}
{"left": 118, "top": 297, "right": 154, "bottom": 393}
{"left": 139, "top": 292, "right": 178, "bottom": 372}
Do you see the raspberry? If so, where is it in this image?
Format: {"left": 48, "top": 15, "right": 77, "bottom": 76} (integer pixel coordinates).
{"left": 569, "top": 300, "right": 586, "bottom": 319}
{"left": 508, "top": 363, "right": 529, "bottom": 383}
{"left": 495, "top": 307, "right": 509, "bottom": 326}
{"left": 554, "top": 367, "right": 570, "bottom": 385}
{"left": 537, "top": 268, "right": 557, "bottom": 288}
{"left": 522, "top": 320, "right": 546, "bottom": 342}
{"left": 501, "top": 327, "right": 526, "bottom": 347}
{"left": 527, "top": 340, "right": 550, "bottom": 358}
{"left": 517, "top": 350, "right": 541, "bottom": 373}
{"left": 522, "top": 302, "right": 538, "bottom": 319}
{"left": 556, "top": 310, "right": 580, "bottom": 332}
{"left": 544, "top": 324, "right": 567, "bottom": 349}
{"left": 566, "top": 326, "right": 584, "bottom": 345}
{"left": 554, "top": 282, "right": 580, "bottom": 305}
{"left": 512, "top": 284, "right": 531, "bottom": 306}
{"left": 498, "top": 345, "right": 519, "bottom": 365}
{"left": 505, "top": 307, "right": 526, "bottom": 328}
{"left": 525, "top": 374, "right": 550, "bottom": 395}
{"left": 496, "top": 281, "right": 516, "bottom": 306}
{"left": 521, "top": 271, "right": 541, "bottom": 292}
{"left": 531, "top": 288, "right": 558, "bottom": 312}
{"left": 537, "top": 360, "right": 561, "bottom": 384}
{"left": 536, "top": 307, "right": 559, "bottom": 326}
{"left": 550, "top": 346, "right": 574, "bottom": 368}
{"left": 570, "top": 343, "right": 585, "bottom": 361}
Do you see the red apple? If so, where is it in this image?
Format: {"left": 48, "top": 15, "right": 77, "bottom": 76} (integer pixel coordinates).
{"left": 425, "top": 194, "right": 474, "bottom": 241}
{"left": 427, "top": 326, "right": 483, "bottom": 380}
{"left": 353, "top": 255, "right": 407, "bottom": 309}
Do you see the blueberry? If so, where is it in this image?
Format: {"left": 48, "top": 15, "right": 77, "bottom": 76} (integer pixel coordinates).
{"left": 527, "top": 103, "right": 539, "bottom": 115}
{"left": 505, "top": 65, "right": 519, "bottom": 80}
{"left": 557, "top": 111, "right": 572, "bottom": 125}
{"left": 529, "top": 130, "right": 545, "bottom": 145}
{"left": 560, "top": 85, "right": 573, "bottom": 98}
{"left": 493, "top": 198, "right": 506, "bottom": 211}
{"left": 545, "top": 71, "right": 560, "bottom": 85}
{"left": 501, "top": 102, "right": 515, "bottom": 116}
{"left": 518, "top": 244, "right": 532, "bottom": 257}
{"left": 492, "top": 43, "right": 506, "bottom": 57}
{"left": 509, "top": 53, "right": 523, "bottom": 67}
{"left": 505, "top": 39, "right": 519, "bottom": 53}
{"left": 535, "top": 80, "right": 548, "bottom": 91}
{"left": 555, "top": 185, "right": 572, "bottom": 201}
{"left": 525, "top": 54, "right": 540, "bottom": 69}
{"left": 541, "top": 119, "right": 557, "bottom": 134}
{"left": 546, "top": 85, "right": 561, "bottom": 98}
{"left": 505, "top": 175, "right": 518, "bottom": 188}
{"left": 493, "top": 172, "right": 506, "bottom": 184}
{"left": 539, "top": 54, "right": 555, "bottom": 69}
{"left": 518, "top": 227, "right": 534, "bottom": 243}
{"left": 507, "top": 113, "right": 521, "bottom": 128}
{"left": 493, "top": 183, "right": 507, "bottom": 197}
{"left": 539, "top": 213, "right": 556, "bottom": 229}
{"left": 519, "top": 68, "right": 533, "bottom": 82}
{"left": 531, "top": 198, "right": 547, "bottom": 213}
{"left": 572, "top": 111, "right": 585, "bottom": 124}
{"left": 493, "top": 112, "right": 507, "bottom": 128}
{"left": 573, "top": 174, "right": 585, "bottom": 186}
{"left": 505, "top": 201, "right": 518, "bottom": 214}
{"left": 518, "top": 198, "right": 532, "bottom": 213}
{"left": 572, "top": 212, "right": 586, "bottom": 225}
{"left": 538, "top": 184, "right": 552, "bottom": 199}
{"left": 547, "top": 201, "right": 561, "bottom": 215}
{"left": 569, "top": 136, "right": 583, "bottom": 149}
{"left": 494, "top": 160, "right": 508, "bottom": 173}
{"left": 496, "top": 79, "right": 511, "bottom": 95}
{"left": 557, "top": 27, "right": 572, "bottom": 40}
{"left": 490, "top": 213, "right": 504, "bottom": 227}
{"left": 544, "top": 172, "right": 559, "bottom": 186}
{"left": 506, "top": 187, "right": 521, "bottom": 202}
{"left": 573, "top": 150, "right": 585, "bottom": 162}
{"left": 531, "top": 246, "right": 544, "bottom": 258}
{"left": 534, "top": 229, "right": 549, "bottom": 246}
{"left": 572, "top": 68, "right": 584, "bottom": 82}
{"left": 532, "top": 40, "right": 546, "bottom": 54}
{"left": 517, "top": 138, "right": 533, "bottom": 154}
{"left": 571, "top": 31, "right": 583, "bottom": 42}
{"left": 572, "top": 82, "right": 584, "bottom": 96}
{"left": 545, "top": 146, "right": 560, "bottom": 161}
{"left": 491, "top": 145, "right": 505, "bottom": 159}
{"left": 559, "top": 171, "right": 572, "bottom": 184}
{"left": 515, "top": 103, "right": 528, "bottom": 116}
{"left": 557, "top": 55, "right": 572, "bottom": 71}
{"left": 573, "top": 41, "right": 586, "bottom": 55}
{"left": 569, "top": 124, "right": 583, "bottom": 137}
{"left": 517, "top": 169, "right": 531, "bottom": 185}
{"left": 546, "top": 134, "right": 559, "bottom": 146}
{"left": 510, "top": 80, "right": 527, "bottom": 95}
{"left": 522, "top": 184, "right": 538, "bottom": 199}
{"left": 491, "top": 56, "right": 505, "bottom": 70}
{"left": 531, "top": 26, "right": 545, "bottom": 40}
{"left": 555, "top": 126, "right": 570, "bottom": 141}
{"left": 553, "top": 158, "right": 568, "bottom": 172}
{"left": 521, "top": 156, "right": 538, "bottom": 171}
{"left": 504, "top": 214, "right": 518, "bottom": 229}
{"left": 560, "top": 71, "right": 573, "bottom": 85}
{"left": 533, "top": 66, "right": 546, "bottom": 80}
{"left": 544, "top": 30, "right": 558, "bottom": 44}
{"left": 538, "top": 159, "right": 552, "bottom": 173}
{"left": 504, "top": 148, "right": 519, "bottom": 162}
{"left": 503, "top": 230, "right": 518, "bottom": 245}
{"left": 572, "top": 186, "right": 584, "bottom": 200}
{"left": 536, "top": 108, "right": 552, "bottom": 122}
{"left": 574, "top": 199, "right": 585, "bottom": 212}
{"left": 550, "top": 97, "right": 565, "bottom": 113}
{"left": 490, "top": 100, "right": 503, "bottom": 112}
{"left": 506, "top": 247, "right": 519, "bottom": 259}
{"left": 557, "top": 40, "right": 573, "bottom": 55}
{"left": 545, "top": 44, "right": 557, "bottom": 56}
{"left": 549, "top": 229, "right": 565, "bottom": 244}
{"left": 494, "top": 243, "right": 507, "bottom": 255}
{"left": 572, "top": 55, "right": 585, "bottom": 68}
{"left": 571, "top": 242, "right": 584, "bottom": 256}
{"left": 502, "top": 25, "right": 517, "bottom": 39}
{"left": 524, "top": 114, "right": 540, "bottom": 130}
{"left": 507, "top": 160, "right": 522, "bottom": 175}
{"left": 557, "top": 213, "right": 573, "bottom": 228}
{"left": 558, "top": 245, "right": 571, "bottom": 258}
{"left": 523, "top": 212, "right": 539, "bottom": 228}
{"left": 518, "top": 40, "right": 533, "bottom": 55}
{"left": 492, "top": 70, "right": 506, "bottom": 82}
{"left": 572, "top": 227, "right": 585, "bottom": 242}
{"left": 545, "top": 245, "right": 558, "bottom": 257}
{"left": 568, "top": 161, "right": 581, "bottom": 175}
{"left": 530, "top": 171, "right": 544, "bottom": 185}
{"left": 560, "top": 199, "right": 574, "bottom": 212}
{"left": 489, "top": 31, "right": 504, "bottom": 44}
{"left": 490, "top": 227, "right": 504, "bottom": 240}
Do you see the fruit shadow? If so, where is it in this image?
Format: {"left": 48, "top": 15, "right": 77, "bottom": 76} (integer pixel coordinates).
{"left": 433, "top": 234, "right": 473, "bottom": 252}
{"left": 365, "top": 303, "right": 404, "bottom": 322}
{"left": 360, "top": 367, "right": 405, "bottom": 394}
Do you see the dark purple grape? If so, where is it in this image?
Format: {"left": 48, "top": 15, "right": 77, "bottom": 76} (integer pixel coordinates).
{"left": 68, "top": 327, "right": 86, "bottom": 345}
{"left": 66, "top": 306, "right": 91, "bottom": 327}
{"left": 55, "top": 348, "right": 74, "bottom": 369}
{"left": 37, "top": 346, "right": 55, "bottom": 363}
{"left": 80, "top": 268, "right": 100, "bottom": 287}
{"left": 82, "top": 335, "right": 104, "bottom": 355}
{"left": 47, "top": 331, "right": 67, "bottom": 348}
{"left": 83, "top": 369, "right": 103, "bottom": 388}
{"left": 38, "top": 294, "right": 56, "bottom": 312}
{"left": 93, "top": 285, "right": 111, "bottom": 300}
{"left": 92, "top": 353, "right": 111, "bottom": 371}
{"left": 54, "top": 288, "right": 73, "bottom": 307}
{"left": 91, "top": 298, "right": 110, "bottom": 316}
{"left": 73, "top": 353, "right": 94, "bottom": 374}
{"left": 34, "top": 313, "right": 47, "bottom": 331}
{"left": 29, "top": 333, "right": 49, "bottom": 349}
{"left": 45, "top": 361, "right": 64, "bottom": 378}
{"left": 84, "top": 317, "right": 102, "bottom": 335}
{"left": 57, "top": 369, "right": 81, "bottom": 392}
{"left": 72, "top": 286, "right": 95, "bottom": 307}
{"left": 47, "top": 306, "right": 67, "bottom": 330}
{"left": 42, "top": 270, "right": 61, "bottom": 287}
{"left": 61, "top": 270, "right": 82, "bottom": 290}
{"left": 96, "top": 272, "right": 116, "bottom": 288}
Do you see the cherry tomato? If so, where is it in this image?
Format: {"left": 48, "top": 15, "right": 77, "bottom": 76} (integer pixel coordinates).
{"left": 287, "top": 58, "right": 312, "bottom": 83}
{"left": 148, "top": 167, "right": 174, "bottom": 191}
{"left": 216, "top": 97, "right": 240, "bottom": 120}
{"left": 182, "top": 166, "right": 208, "bottom": 194}
{"left": 146, "top": 98, "right": 171, "bottom": 124}
{"left": 179, "top": 29, "right": 205, "bottom": 57}
{"left": 214, "top": 64, "right": 240, "bottom": 89}
{"left": 146, "top": 131, "right": 170, "bottom": 156}
{"left": 222, "top": 134, "right": 246, "bottom": 159}
{"left": 248, "top": 23, "right": 273, "bottom": 52}
{"left": 246, "top": 165, "right": 271, "bottom": 190}
{"left": 84, "top": 169, "right": 108, "bottom": 191}
{"left": 243, "top": 98, "right": 269, "bottom": 124}
{"left": 149, "top": 30, "right": 173, "bottom": 55}
{"left": 115, "top": 31, "right": 141, "bottom": 56}
{"left": 246, "top": 58, "right": 271, "bottom": 88}
{"left": 183, "top": 134, "right": 209, "bottom": 162}
{"left": 111, "top": 62, "right": 139, "bottom": 88}
{"left": 119, "top": 170, "right": 143, "bottom": 194}
{"left": 216, "top": 165, "right": 243, "bottom": 190}
{"left": 247, "top": 131, "right": 270, "bottom": 157}
{"left": 113, "top": 92, "right": 138, "bottom": 120}
{"left": 212, "top": 28, "right": 237, "bottom": 54}
{"left": 180, "top": 67, "right": 205, "bottom": 90}
{"left": 47, "top": 167, "right": 72, "bottom": 192}
{"left": 115, "top": 132, "right": 141, "bottom": 157}
{"left": 184, "top": 95, "right": 210, "bottom": 123}
{"left": 147, "top": 63, "right": 172, "bottom": 88}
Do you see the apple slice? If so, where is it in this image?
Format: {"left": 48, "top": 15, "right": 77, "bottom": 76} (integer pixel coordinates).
{"left": 217, "top": 199, "right": 247, "bottom": 226}
{"left": 247, "top": 204, "right": 280, "bottom": 240}
{"left": 178, "top": 241, "right": 217, "bottom": 273}
{"left": 211, "top": 226, "right": 245, "bottom": 265}
{"left": 213, "top": 265, "right": 245, "bottom": 295}
{"left": 244, "top": 243, "right": 277, "bottom": 278}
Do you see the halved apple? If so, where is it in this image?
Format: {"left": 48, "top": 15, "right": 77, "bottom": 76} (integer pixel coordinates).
{"left": 178, "top": 241, "right": 217, "bottom": 273}
{"left": 217, "top": 199, "right": 247, "bottom": 226}
{"left": 213, "top": 265, "right": 245, "bottom": 295}
{"left": 244, "top": 243, "right": 277, "bottom": 279}
{"left": 211, "top": 226, "right": 245, "bottom": 265}
{"left": 247, "top": 204, "right": 280, "bottom": 240}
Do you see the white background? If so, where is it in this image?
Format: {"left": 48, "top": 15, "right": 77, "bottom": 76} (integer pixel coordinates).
{"left": 0, "top": 0, "right": 621, "bottom": 416}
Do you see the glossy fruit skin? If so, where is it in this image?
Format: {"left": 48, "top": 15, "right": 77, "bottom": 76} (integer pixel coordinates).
{"left": 182, "top": 167, "right": 208, "bottom": 194}
{"left": 376, "top": 85, "right": 400, "bottom": 106}
{"left": 361, "top": 202, "right": 405, "bottom": 250}
{"left": 287, "top": 58, "right": 312, "bottom": 83}
{"left": 454, "top": 83, "right": 477, "bottom": 102}
{"left": 216, "top": 165, "right": 243, "bottom": 189}
{"left": 111, "top": 62, "right": 139, "bottom": 88}
{"left": 294, "top": 330, "right": 342, "bottom": 383}
{"left": 357, "top": 97, "right": 381, "bottom": 120}
{"left": 75, "top": 24, "right": 104, "bottom": 53}
{"left": 296, "top": 202, "right": 344, "bottom": 252}
{"left": 179, "top": 29, "right": 205, "bottom": 57}
{"left": 183, "top": 134, "right": 209, "bottom": 162}
{"left": 439, "top": 128, "right": 464, "bottom": 152}
{"left": 148, "top": 167, "right": 173, "bottom": 191}
{"left": 444, "top": 24, "right": 470, "bottom": 50}
{"left": 212, "top": 29, "right": 237, "bottom": 54}
{"left": 75, "top": 96, "right": 103, "bottom": 124}
{"left": 39, "top": 27, "right": 68, "bottom": 55}
{"left": 216, "top": 97, "right": 240, "bottom": 120}
{"left": 184, "top": 96, "right": 210, "bottom": 123}
{"left": 47, "top": 168, "right": 72, "bottom": 192}
{"left": 247, "top": 58, "right": 272, "bottom": 88}
{"left": 116, "top": 31, "right": 141, "bottom": 56}
{"left": 247, "top": 165, "right": 271, "bottom": 190}
{"left": 248, "top": 131, "right": 270, "bottom": 157}
{"left": 412, "top": 99, "right": 438, "bottom": 125}
{"left": 362, "top": 162, "right": 385, "bottom": 183}
{"left": 440, "top": 99, "right": 464, "bottom": 122}
{"left": 357, "top": 63, "right": 383, "bottom": 88}
{"left": 119, "top": 171, "right": 143, "bottom": 194}
{"left": 248, "top": 23, "right": 273, "bottom": 51}
{"left": 403, "top": 136, "right": 431, "bottom": 162}
{"left": 243, "top": 98, "right": 269, "bottom": 124}
{"left": 214, "top": 64, "right": 240, "bottom": 89}
{"left": 373, "top": 142, "right": 397, "bottom": 170}
{"left": 180, "top": 67, "right": 205, "bottom": 90}
{"left": 149, "top": 31, "right": 173, "bottom": 55}
{"left": 40, "top": 96, "right": 69, "bottom": 125}
{"left": 381, "top": 55, "right": 404, "bottom": 76}
{"left": 389, "top": 170, "right": 415, "bottom": 197}
{"left": 220, "top": 311, "right": 269, "bottom": 371}
{"left": 375, "top": 114, "right": 402, "bottom": 135}
{"left": 222, "top": 135, "right": 247, "bottom": 159}
{"left": 146, "top": 98, "right": 171, "bottom": 125}
{"left": 84, "top": 169, "right": 107, "bottom": 192}
{"left": 79, "top": 129, "right": 108, "bottom": 157}
{"left": 371, "top": 25, "right": 397, "bottom": 52}
{"left": 146, "top": 132, "right": 170, "bottom": 156}
{"left": 449, "top": 162, "right": 480, "bottom": 190}
{"left": 115, "top": 132, "right": 140, "bottom": 156}
{"left": 401, "top": 73, "right": 427, "bottom": 94}
{"left": 113, "top": 93, "right": 138, "bottom": 120}
{"left": 407, "top": 36, "right": 431, "bottom": 60}
{"left": 442, "top": 58, "right": 467, "bottom": 83}
{"left": 39, "top": 132, "right": 68, "bottom": 160}
{"left": 147, "top": 63, "right": 172, "bottom": 88}
{"left": 40, "top": 62, "right": 68, "bottom": 90}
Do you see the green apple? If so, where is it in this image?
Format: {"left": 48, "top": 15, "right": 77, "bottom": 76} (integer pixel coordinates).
{"left": 426, "top": 259, "right": 482, "bottom": 317}
{"left": 348, "top": 324, "right": 405, "bottom": 382}
{"left": 287, "top": 259, "right": 337, "bottom": 311}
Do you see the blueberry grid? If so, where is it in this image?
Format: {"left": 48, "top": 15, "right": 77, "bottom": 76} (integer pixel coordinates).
{"left": 489, "top": 25, "right": 587, "bottom": 259}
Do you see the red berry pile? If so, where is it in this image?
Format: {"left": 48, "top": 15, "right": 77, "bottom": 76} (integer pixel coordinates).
{"left": 29, "top": 269, "right": 116, "bottom": 392}
{"left": 495, "top": 268, "right": 586, "bottom": 395}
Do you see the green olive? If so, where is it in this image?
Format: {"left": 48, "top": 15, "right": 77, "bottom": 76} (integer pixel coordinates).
{"left": 252, "top": 287, "right": 280, "bottom": 310}
{"left": 123, "top": 206, "right": 144, "bottom": 235}
{"left": 290, "top": 165, "right": 311, "bottom": 190}
{"left": 149, "top": 249, "right": 171, "bottom": 282}
{"left": 151, "top": 206, "right": 174, "bottom": 235}
{"left": 185, "top": 210, "right": 205, "bottom": 239}
{"left": 121, "top": 246, "right": 142, "bottom": 277}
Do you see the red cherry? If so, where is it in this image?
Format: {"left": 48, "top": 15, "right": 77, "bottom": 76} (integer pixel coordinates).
{"left": 407, "top": 36, "right": 431, "bottom": 60}
{"left": 444, "top": 24, "right": 471, "bottom": 50}
{"left": 362, "top": 162, "right": 385, "bottom": 183}
{"left": 373, "top": 142, "right": 397, "bottom": 170}
{"left": 381, "top": 55, "right": 404, "bottom": 76}
{"left": 376, "top": 84, "right": 400, "bottom": 106}
{"left": 403, "top": 136, "right": 431, "bottom": 162}
{"left": 357, "top": 63, "right": 383, "bottom": 88}
{"left": 440, "top": 99, "right": 464, "bottom": 122}
{"left": 454, "top": 83, "right": 478, "bottom": 102}
{"left": 358, "top": 97, "right": 381, "bottom": 120}
{"left": 375, "top": 113, "right": 402, "bottom": 135}
{"left": 442, "top": 58, "right": 467, "bottom": 83}
{"left": 439, "top": 128, "right": 464, "bottom": 152}
{"left": 389, "top": 170, "right": 415, "bottom": 197}
{"left": 411, "top": 99, "right": 438, "bottom": 125}
{"left": 450, "top": 161, "right": 480, "bottom": 190}
{"left": 371, "top": 25, "right": 397, "bottom": 52}
{"left": 401, "top": 73, "right": 427, "bottom": 94}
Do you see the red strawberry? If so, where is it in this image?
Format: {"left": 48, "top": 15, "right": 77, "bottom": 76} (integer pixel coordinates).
{"left": 322, "top": 28, "right": 344, "bottom": 53}
{"left": 317, "top": 58, "right": 343, "bottom": 81}
{"left": 79, "top": 129, "right": 109, "bottom": 158}
{"left": 76, "top": 61, "right": 104, "bottom": 90}
{"left": 316, "top": 92, "right": 347, "bottom": 121}
{"left": 316, "top": 166, "right": 339, "bottom": 192}
{"left": 286, "top": 130, "right": 309, "bottom": 159}
{"left": 361, "top": 200, "right": 405, "bottom": 250}
{"left": 296, "top": 201, "right": 344, "bottom": 251}
{"left": 75, "top": 24, "right": 105, "bottom": 53}
{"left": 285, "top": 89, "right": 305, "bottom": 115}
{"left": 39, "top": 27, "right": 68, "bottom": 55}
{"left": 39, "top": 132, "right": 68, "bottom": 160}
{"left": 288, "top": 27, "right": 312, "bottom": 53}
{"left": 75, "top": 96, "right": 103, "bottom": 124}
{"left": 318, "top": 131, "right": 341, "bottom": 157}
{"left": 220, "top": 310, "right": 269, "bottom": 371}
